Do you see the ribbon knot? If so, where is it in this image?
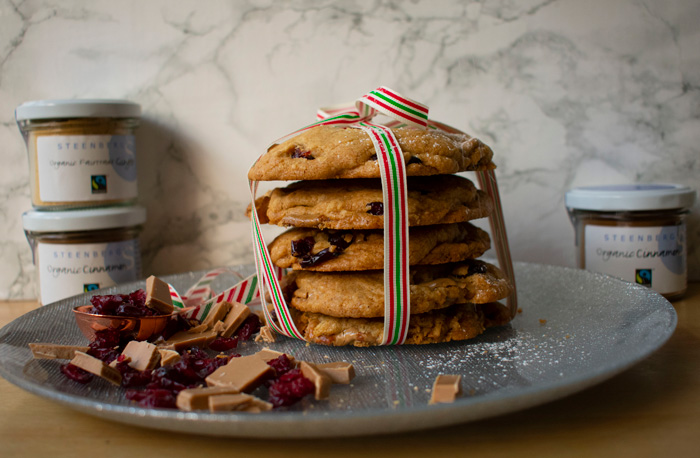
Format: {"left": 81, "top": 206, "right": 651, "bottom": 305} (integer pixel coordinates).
{"left": 316, "top": 87, "right": 429, "bottom": 130}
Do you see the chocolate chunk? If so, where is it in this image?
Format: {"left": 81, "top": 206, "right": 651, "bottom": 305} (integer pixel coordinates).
{"left": 429, "top": 374, "right": 462, "bottom": 404}
{"left": 314, "top": 361, "right": 356, "bottom": 384}
{"left": 162, "top": 330, "right": 218, "bottom": 351}
{"left": 219, "top": 302, "right": 252, "bottom": 338}
{"left": 158, "top": 349, "right": 181, "bottom": 366}
{"left": 145, "top": 276, "right": 174, "bottom": 314}
{"left": 208, "top": 393, "right": 272, "bottom": 412}
{"left": 407, "top": 156, "right": 423, "bottom": 165}
{"left": 70, "top": 351, "right": 122, "bottom": 386}
{"left": 176, "top": 386, "right": 241, "bottom": 411}
{"left": 299, "top": 361, "right": 331, "bottom": 400}
{"left": 200, "top": 300, "right": 232, "bottom": 329}
{"left": 121, "top": 341, "right": 161, "bottom": 371}
{"left": 29, "top": 343, "right": 90, "bottom": 360}
{"left": 205, "top": 354, "right": 273, "bottom": 392}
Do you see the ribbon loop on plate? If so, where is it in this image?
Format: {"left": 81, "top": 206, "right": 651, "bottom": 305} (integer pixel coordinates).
{"left": 167, "top": 270, "right": 262, "bottom": 322}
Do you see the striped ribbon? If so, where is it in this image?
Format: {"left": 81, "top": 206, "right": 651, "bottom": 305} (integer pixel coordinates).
{"left": 166, "top": 270, "right": 263, "bottom": 322}
{"left": 249, "top": 179, "right": 306, "bottom": 339}
{"left": 354, "top": 122, "right": 410, "bottom": 345}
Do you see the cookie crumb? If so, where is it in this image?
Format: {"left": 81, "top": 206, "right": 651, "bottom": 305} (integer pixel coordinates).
{"left": 539, "top": 319, "right": 547, "bottom": 325}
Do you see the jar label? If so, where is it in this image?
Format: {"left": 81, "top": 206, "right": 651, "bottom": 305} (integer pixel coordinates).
{"left": 36, "top": 135, "right": 138, "bottom": 202}
{"left": 584, "top": 224, "right": 686, "bottom": 295}
{"left": 36, "top": 239, "right": 141, "bottom": 305}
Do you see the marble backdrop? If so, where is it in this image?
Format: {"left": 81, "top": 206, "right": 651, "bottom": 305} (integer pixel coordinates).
{"left": 1, "top": 0, "right": 698, "bottom": 299}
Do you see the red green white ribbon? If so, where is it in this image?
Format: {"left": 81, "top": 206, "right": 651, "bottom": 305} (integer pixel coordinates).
{"left": 354, "top": 122, "right": 410, "bottom": 345}
{"left": 167, "top": 270, "right": 262, "bottom": 322}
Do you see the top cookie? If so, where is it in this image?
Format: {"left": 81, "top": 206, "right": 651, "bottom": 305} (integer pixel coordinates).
{"left": 248, "top": 125, "right": 495, "bottom": 181}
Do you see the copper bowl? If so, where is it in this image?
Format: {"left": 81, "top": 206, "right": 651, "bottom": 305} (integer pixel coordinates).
{"left": 73, "top": 305, "right": 174, "bottom": 341}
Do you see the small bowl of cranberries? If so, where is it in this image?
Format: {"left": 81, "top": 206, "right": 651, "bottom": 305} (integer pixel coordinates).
{"left": 73, "top": 289, "right": 174, "bottom": 341}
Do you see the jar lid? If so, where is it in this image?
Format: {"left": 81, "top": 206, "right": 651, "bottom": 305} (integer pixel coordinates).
{"left": 15, "top": 99, "right": 141, "bottom": 121}
{"left": 565, "top": 184, "right": 696, "bottom": 211}
{"left": 22, "top": 206, "right": 147, "bottom": 232}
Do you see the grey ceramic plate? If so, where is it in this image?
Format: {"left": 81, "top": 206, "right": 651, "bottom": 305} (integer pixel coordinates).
{"left": 0, "top": 262, "right": 676, "bottom": 438}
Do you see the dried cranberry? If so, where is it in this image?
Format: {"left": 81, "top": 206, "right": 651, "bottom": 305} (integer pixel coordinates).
{"left": 209, "top": 336, "right": 238, "bottom": 352}
{"left": 236, "top": 315, "right": 261, "bottom": 341}
{"left": 298, "top": 248, "right": 337, "bottom": 268}
{"left": 266, "top": 354, "right": 294, "bottom": 377}
{"left": 87, "top": 329, "right": 125, "bottom": 363}
{"left": 267, "top": 369, "right": 315, "bottom": 407}
{"left": 451, "top": 261, "right": 489, "bottom": 279}
{"left": 88, "top": 347, "right": 120, "bottom": 364}
{"left": 89, "top": 289, "right": 155, "bottom": 317}
{"left": 125, "top": 388, "right": 177, "bottom": 409}
{"left": 116, "top": 362, "right": 153, "bottom": 388}
{"left": 148, "top": 365, "right": 189, "bottom": 391}
{"left": 327, "top": 232, "right": 354, "bottom": 250}
{"left": 89, "top": 294, "right": 123, "bottom": 315}
{"left": 291, "top": 237, "right": 315, "bottom": 257}
{"left": 467, "top": 261, "right": 488, "bottom": 276}
{"left": 366, "top": 202, "right": 384, "bottom": 215}
{"left": 369, "top": 154, "right": 378, "bottom": 161}
{"left": 291, "top": 147, "right": 314, "bottom": 160}
{"left": 90, "top": 329, "right": 122, "bottom": 349}
{"left": 60, "top": 363, "right": 93, "bottom": 384}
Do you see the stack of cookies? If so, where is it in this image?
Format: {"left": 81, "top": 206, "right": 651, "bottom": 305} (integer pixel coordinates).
{"left": 249, "top": 125, "right": 513, "bottom": 347}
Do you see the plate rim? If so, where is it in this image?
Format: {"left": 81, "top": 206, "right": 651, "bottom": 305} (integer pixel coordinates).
{"left": 0, "top": 261, "right": 677, "bottom": 437}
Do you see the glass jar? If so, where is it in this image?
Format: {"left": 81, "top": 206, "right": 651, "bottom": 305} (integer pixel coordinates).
{"left": 22, "top": 206, "right": 147, "bottom": 305}
{"left": 566, "top": 184, "right": 696, "bottom": 300}
{"left": 15, "top": 99, "right": 141, "bottom": 210}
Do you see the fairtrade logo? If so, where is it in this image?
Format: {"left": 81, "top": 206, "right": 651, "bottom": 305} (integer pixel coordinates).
{"left": 91, "top": 175, "right": 107, "bottom": 194}
{"left": 635, "top": 269, "right": 652, "bottom": 287}
{"left": 83, "top": 283, "right": 100, "bottom": 292}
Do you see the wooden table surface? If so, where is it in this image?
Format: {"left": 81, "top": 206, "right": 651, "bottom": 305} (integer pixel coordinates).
{"left": 1, "top": 284, "right": 698, "bottom": 458}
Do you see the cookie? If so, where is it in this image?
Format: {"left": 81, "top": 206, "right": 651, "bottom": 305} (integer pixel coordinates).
{"left": 291, "top": 302, "right": 512, "bottom": 347}
{"left": 282, "top": 260, "right": 512, "bottom": 318}
{"left": 250, "top": 175, "right": 493, "bottom": 230}
{"left": 248, "top": 125, "right": 495, "bottom": 181}
{"left": 269, "top": 222, "right": 491, "bottom": 271}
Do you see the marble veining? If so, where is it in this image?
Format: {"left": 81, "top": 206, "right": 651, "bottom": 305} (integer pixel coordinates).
{"left": 1, "top": 0, "right": 698, "bottom": 299}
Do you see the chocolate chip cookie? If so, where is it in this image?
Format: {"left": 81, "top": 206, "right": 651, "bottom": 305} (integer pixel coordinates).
{"left": 269, "top": 222, "right": 491, "bottom": 271}
{"left": 248, "top": 125, "right": 495, "bottom": 181}
{"left": 291, "top": 302, "right": 511, "bottom": 347}
{"left": 282, "top": 260, "right": 512, "bottom": 319}
{"left": 251, "top": 175, "right": 493, "bottom": 230}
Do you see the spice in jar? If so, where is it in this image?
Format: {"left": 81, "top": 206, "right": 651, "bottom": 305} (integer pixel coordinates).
{"left": 15, "top": 99, "right": 141, "bottom": 210}
{"left": 22, "top": 206, "right": 147, "bottom": 305}
{"left": 566, "top": 184, "right": 696, "bottom": 300}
